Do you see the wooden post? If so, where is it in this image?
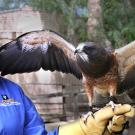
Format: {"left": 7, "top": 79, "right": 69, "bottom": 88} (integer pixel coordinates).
{"left": 12, "top": 32, "right": 16, "bottom": 40}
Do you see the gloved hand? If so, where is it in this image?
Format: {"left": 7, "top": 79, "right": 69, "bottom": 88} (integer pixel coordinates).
{"left": 104, "top": 105, "right": 134, "bottom": 135}
{"left": 58, "top": 104, "right": 134, "bottom": 135}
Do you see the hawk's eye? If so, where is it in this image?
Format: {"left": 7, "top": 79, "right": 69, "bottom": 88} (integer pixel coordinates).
{"left": 83, "top": 45, "right": 95, "bottom": 50}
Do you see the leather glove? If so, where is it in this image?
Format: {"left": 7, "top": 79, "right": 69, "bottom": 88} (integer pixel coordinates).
{"left": 58, "top": 104, "right": 134, "bottom": 135}
{"left": 104, "top": 106, "right": 134, "bottom": 135}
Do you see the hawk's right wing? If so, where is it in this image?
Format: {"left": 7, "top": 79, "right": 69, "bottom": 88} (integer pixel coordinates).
{"left": 0, "top": 30, "right": 82, "bottom": 79}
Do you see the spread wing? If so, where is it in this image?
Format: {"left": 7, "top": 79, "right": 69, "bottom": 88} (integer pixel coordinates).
{"left": 0, "top": 30, "right": 82, "bottom": 79}
{"left": 115, "top": 40, "right": 135, "bottom": 91}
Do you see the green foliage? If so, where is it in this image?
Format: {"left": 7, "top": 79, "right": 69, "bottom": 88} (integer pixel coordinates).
{"left": 28, "top": 0, "right": 88, "bottom": 43}
{"left": 0, "top": 0, "right": 25, "bottom": 10}
{"left": 1, "top": 0, "right": 135, "bottom": 47}
{"left": 102, "top": 0, "right": 135, "bottom": 48}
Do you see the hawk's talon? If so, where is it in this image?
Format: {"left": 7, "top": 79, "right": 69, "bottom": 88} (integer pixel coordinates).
{"left": 91, "top": 112, "right": 95, "bottom": 118}
{"left": 106, "top": 101, "right": 118, "bottom": 111}
{"left": 82, "top": 111, "right": 94, "bottom": 124}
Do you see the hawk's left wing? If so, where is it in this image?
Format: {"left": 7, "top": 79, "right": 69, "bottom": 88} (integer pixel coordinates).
{"left": 115, "top": 41, "right": 135, "bottom": 91}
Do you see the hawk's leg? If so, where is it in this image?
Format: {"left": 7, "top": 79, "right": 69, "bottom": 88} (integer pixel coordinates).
{"left": 82, "top": 79, "right": 94, "bottom": 122}
{"left": 88, "top": 96, "right": 93, "bottom": 112}
{"left": 82, "top": 95, "right": 95, "bottom": 123}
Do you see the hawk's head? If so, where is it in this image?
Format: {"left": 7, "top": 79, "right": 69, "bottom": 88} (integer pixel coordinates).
{"left": 75, "top": 42, "right": 114, "bottom": 78}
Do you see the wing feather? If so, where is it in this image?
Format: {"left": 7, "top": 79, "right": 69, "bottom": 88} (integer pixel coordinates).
{"left": 115, "top": 41, "right": 135, "bottom": 90}
{"left": 0, "top": 30, "right": 82, "bottom": 79}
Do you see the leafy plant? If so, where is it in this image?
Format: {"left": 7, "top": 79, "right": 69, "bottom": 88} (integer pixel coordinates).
{"left": 102, "top": 0, "right": 135, "bottom": 48}
{"left": 28, "top": 0, "right": 88, "bottom": 43}
{"left": 0, "top": 0, "right": 26, "bottom": 10}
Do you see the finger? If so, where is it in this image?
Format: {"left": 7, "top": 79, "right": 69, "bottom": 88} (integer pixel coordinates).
{"left": 125, "top": 107, "right": 135, "bottom": 117}
{"left": 112, "top": 115, "right": 127, "bottom": 125}
{"left": 95, "top": 104, "right": 132, "bottom": 121}
{"left": 107, "top": 120, "right": 124, "bottom": 133}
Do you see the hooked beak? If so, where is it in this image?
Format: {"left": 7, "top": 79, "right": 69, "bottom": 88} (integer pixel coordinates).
{"left": 74, "top": 49, "right": 78, "bottom": 55}
{"left": 74, "top": 49, "right": 82, "bottom": 55}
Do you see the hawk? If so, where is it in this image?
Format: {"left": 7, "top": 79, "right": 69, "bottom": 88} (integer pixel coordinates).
{"left": 0, "top": 30, "right": 134, "bottom": 111}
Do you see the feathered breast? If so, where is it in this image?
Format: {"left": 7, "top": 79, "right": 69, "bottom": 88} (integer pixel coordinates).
{"left": 76, "top": 51, "right": 114, "bottom": 78}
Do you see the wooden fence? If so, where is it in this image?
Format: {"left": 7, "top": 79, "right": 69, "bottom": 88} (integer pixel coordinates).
{"left": 23, "top": 83, "right": 83, "bottom": 123}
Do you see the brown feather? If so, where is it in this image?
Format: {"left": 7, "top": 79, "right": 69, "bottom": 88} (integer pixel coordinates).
{"left": 0, "top": 30, "right": 82, "bottom": 79}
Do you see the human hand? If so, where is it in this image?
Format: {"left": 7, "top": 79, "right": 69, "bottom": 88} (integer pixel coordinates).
{"left": 58, "top": 104, "right": 134, "bottom": 135}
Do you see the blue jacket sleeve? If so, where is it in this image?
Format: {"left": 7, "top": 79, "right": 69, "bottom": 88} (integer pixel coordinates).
{"left": 20, "top": 87, "right": 59, "bottom": 135}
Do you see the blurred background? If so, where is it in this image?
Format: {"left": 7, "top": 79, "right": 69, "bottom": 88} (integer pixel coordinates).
{"left": 0, "top": 0, "right": 135, "bottom": 133}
